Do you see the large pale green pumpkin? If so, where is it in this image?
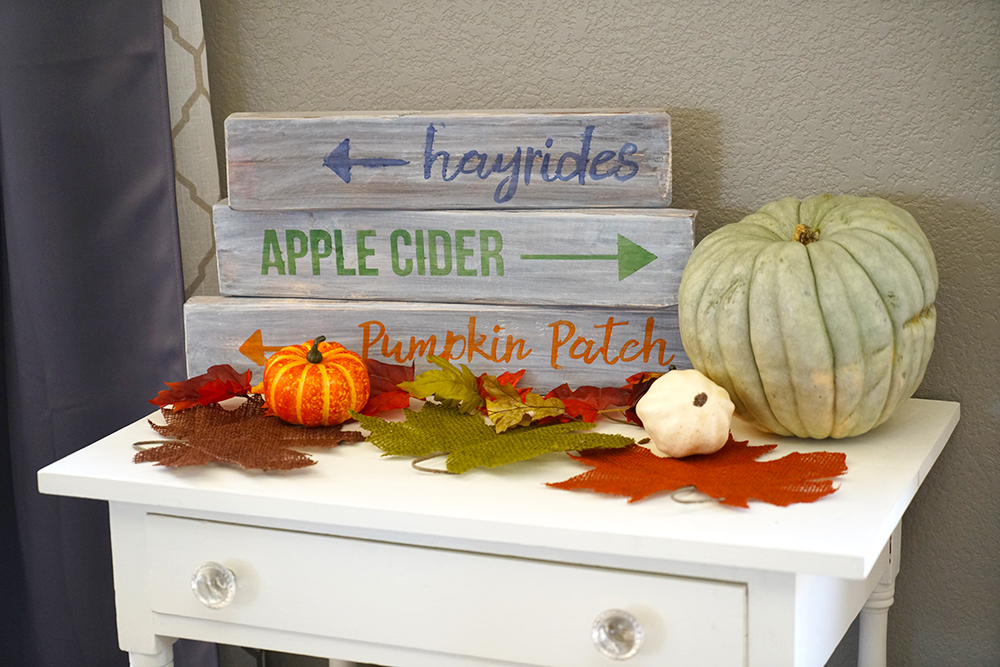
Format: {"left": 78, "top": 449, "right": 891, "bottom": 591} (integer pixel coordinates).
{"left": 678, "top": 194, "right": 937, "bottom": 439}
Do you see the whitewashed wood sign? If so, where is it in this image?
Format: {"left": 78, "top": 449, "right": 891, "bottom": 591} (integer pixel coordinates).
{"left": 214, "top": 203, "right": 695, "bottom": 308}
{"left": 225, "top": 110, "right": 671, "bottom": 210}
{"left": 184, "top": 296, "right": 687, "bottom": 389}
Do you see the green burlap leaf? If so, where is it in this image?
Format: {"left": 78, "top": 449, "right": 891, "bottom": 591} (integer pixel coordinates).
{"left": 352, "top": 402, "right": 634, "bottom": 474}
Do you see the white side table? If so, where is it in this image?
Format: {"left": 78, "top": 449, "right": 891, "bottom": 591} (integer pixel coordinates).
{"left": 38, "top": 398, "right": 959, "bottom": 667}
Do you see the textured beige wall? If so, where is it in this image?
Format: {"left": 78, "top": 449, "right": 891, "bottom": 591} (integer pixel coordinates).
{"left": 200, "top": 1, "right": 999, "bottom": 665}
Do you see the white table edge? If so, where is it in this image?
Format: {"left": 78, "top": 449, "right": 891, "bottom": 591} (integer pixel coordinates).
{"left": 37, "top": 399, "right": 960, "bottom": 582}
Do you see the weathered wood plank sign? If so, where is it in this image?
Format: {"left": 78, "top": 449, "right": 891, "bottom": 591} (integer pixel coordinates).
{"left": 184, "top": 296, "right": 687, "bottom": 389}
{"left": 225, "top": 110, "right": 672, "bottom": 210}
{"left": 214, "top": 203, "right": 695, "bottom": 307}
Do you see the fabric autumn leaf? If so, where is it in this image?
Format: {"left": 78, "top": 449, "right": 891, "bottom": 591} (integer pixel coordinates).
{"left": 545, "top": 383, "right": 632, "bottom": 423}
{"left": 397, "top": 355, "right": 484, "bottom": 414}
{"left": 150, "top": 364, "right": 253, "bottom": 410}
{"left": 352, "top": 402, "right": 633, "bottom": 474}
{"left": 548, "top": 435, "right": 848, "bottom": 507}
{"left": 481, "top": 375, "right": 565, "bottom": 433}
{"left": 135, "top": 394, "right": 365, "bottom": 470}
{"left": 359, "top": 359, "right": 415, "bottom": 416}
{"left": 477, "top": 369, "right": 531, "bottom": 403}
{"left": 622, "top": 371, "right": 666, "bottom": 426}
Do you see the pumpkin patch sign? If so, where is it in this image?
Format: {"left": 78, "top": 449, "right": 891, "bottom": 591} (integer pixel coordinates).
{"left": 184, "top": 298, "right": 684, "bottom": 389}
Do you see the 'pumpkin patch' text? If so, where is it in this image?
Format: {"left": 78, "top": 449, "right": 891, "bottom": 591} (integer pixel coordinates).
{"left": 358, "top": 315, "right": 674, "bottom": 371}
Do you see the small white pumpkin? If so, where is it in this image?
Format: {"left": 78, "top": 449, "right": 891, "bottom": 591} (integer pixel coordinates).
{"left": 635, "top": 369, "right": 735, "bottom": 458}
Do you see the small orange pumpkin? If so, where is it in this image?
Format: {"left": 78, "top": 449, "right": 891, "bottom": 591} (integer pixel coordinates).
{"left": 255, "top": 336, "right": 370, "bottom": 426}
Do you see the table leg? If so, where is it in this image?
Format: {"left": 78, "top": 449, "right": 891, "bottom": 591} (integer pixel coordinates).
{"left": 858, "top": 523, "right": 902, "bottom": 667}
{"left": 128, "top": 644, "right": 174, "bottom": 667}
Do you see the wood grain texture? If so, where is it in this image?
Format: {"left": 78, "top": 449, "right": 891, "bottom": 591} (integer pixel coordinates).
{"left": 184, "top": 296, "right": 687, "bottom": 389}
{"left": 225, "top": 110, "right": 671, "bottom": 210}
{"left": 214, "top": 202, "right": 694, "bottom": 307}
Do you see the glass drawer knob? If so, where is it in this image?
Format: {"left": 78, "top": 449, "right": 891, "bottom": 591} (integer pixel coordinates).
{"left": 592, "top": 609, "right": 644, "bottom": 660}
{"left": 191, "top": 561, "right": 236, "bottom": 609}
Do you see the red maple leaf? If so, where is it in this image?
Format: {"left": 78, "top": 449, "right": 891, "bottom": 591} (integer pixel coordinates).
{"left": 548, "top": 435, "right": 848, "bottom": 507}
{"left": 477, "top": 369, "right": 531, "bottom": 403}
{"left": 621, "top": 371, "right": 666, "bottom": 426}
{"left": 544, "top": 383, "right": 632, "bottom": 422}
{"left": 358, "top": 359, "right": 415, "bottom": 416}
{"left": 150, "top": 365, "right": 253, "bottom": 410}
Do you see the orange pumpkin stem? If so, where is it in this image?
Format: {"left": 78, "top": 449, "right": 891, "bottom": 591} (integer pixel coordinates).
{"left": 306, "top": 336, "right": 327, "bottom": 363}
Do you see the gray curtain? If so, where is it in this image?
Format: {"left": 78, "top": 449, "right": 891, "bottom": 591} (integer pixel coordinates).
{"left": 0, "top": 1, "right": 213, "bottom": 665}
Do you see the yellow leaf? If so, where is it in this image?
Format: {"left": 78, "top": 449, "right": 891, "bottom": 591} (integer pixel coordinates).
{"left": 397, "top": 355, "right": 484, "bottom": 414}
{"left": 482, "top": 375, "right": 566, "bottom": 433}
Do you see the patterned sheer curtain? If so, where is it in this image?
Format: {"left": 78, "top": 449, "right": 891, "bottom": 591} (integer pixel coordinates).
{"left": 163, "top": 0, "right": 221, "bottom": 298}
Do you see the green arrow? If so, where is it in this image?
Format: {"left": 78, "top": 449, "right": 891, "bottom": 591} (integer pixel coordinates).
{"left": 520, "top": 234, "right": 657, "bottom": 281}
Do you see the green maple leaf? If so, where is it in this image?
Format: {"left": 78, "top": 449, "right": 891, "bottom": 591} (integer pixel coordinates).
{"left": 397, "top": 355, "right": 484, "bottom": 414}
{"left": 351, "top": 402, "right": 633, "bottom": 474}
{"left": 481, "top": 375, "right": 566, "bottom": 433}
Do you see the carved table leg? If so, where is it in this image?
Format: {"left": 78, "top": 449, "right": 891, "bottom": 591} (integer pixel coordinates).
{"left": 858, "top": 523, "right": 902, "bottom": 667}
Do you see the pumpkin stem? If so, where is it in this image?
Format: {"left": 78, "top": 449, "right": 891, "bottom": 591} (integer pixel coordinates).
{"left": 793, "top": 224, "right": 820, "bottom": 245}
{"left": 306, "top": 336, "right": 327, "bottom": 363}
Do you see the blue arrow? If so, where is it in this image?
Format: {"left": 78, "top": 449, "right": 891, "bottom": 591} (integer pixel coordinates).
{"left": 322, "top": 138, "right": 410, "bottom": 183}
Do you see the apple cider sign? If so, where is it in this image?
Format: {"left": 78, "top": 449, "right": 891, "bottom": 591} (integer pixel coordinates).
{"left": 214, "top": 206, "right": 694, "bottom": 308}
{"left": 192, "top": 109, "right": 693, "bottom": 387}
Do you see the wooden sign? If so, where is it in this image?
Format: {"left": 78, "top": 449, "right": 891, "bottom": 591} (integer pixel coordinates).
{"left": 184, "top": 296, "right": 687, "bottom": 389}
{"left": 225, "top": 110, "right": 671, "bottom": 210}
{"left": 214, "top": 203, "right": 695, "bottom": 308}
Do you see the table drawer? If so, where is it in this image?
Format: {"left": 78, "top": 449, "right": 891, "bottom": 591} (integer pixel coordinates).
{"left": 146, "top": 514, "right": 746, "bottom": 666}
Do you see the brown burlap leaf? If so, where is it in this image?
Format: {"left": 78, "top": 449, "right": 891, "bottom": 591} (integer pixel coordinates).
{"left": 134, "top": 394, "right": 365, "bottom": 471}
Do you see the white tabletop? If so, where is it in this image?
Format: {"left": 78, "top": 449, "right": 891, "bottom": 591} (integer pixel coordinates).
{"left": 38, "top": 397, "right": 959, "bottom": 581}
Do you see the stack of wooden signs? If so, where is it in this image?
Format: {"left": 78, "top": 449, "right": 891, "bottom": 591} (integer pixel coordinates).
{"left": 184, "top": 110, "right": 696, "bottom": 389}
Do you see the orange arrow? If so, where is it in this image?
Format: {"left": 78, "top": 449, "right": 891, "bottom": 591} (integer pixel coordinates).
{"left": 238, "top": 329, "right": 286, "bottom": 366}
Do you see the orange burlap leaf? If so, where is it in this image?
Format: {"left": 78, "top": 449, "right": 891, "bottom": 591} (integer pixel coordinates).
{"left": 548, "top": 435, "right": 848, "bottom": 507}
{"left": 134, "top": 394, "right": 365, "bottom": 471}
